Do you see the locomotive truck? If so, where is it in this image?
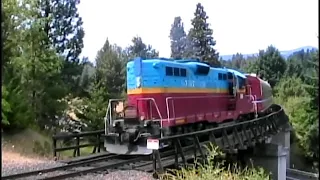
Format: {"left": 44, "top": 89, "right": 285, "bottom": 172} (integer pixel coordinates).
{"left": 104, "top": 57, "right": 274, "bottom": 155}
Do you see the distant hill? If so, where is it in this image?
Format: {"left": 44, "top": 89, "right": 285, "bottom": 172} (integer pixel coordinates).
{"left": 220, "top": 46, "right": 318, "bottom": 61}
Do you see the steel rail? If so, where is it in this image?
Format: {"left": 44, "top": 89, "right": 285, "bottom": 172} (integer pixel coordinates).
{"left": 1, "top": 154, "right": 122, "bottom": 180}
{"left": 39, "top": 156, "right": 151, "bottom": 180}
{"left": 286, "top": 168, "right": 319, "bottom": 180}
{"left": 41, "top": 141, "right": 211, "bottom": 180}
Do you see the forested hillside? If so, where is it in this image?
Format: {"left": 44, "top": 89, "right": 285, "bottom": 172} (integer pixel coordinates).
{"left": 220, "top": 46, "right": 317, "bottom": 60}
{"left": 2, "top": 0, "right": 318, "bottom": 171}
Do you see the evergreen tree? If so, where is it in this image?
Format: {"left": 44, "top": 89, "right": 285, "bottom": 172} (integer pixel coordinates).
{"left": 78, "top": 58, "right": 95, "bottom": 97}
{"left": 303, "top": 51, "right": 318, "bottom": 162}
{"left": 255, "top": 46, "right": 286, "bottom": 87}
{"left": 40, "top": 0, "right": 84, "bottom": 62}
{"left": 82, "top": 81, "right": 109, "bottom": 131}
{"left": 95, "top": 39, "right": 126, "bottom": 98}
{"left": 81, "top": 39, "right": 127, "bottom": 131}
{"left": 128, "top": 36, "right": 159, "bottom": 59}
{"left": 183, "top": 33, "right": 194, "bottom": 59}
{"left": 285, "top": 49, "right": 314, "bottom": 80}
{"left": 2, "top": 0, "right": 66, "bottom": 130}
{"left": 304, "top": 50, "right": 319, "bottom": 110}
{"left": 169, "top": 16, "right": 187, "bottom": 59}
{"left": 40, "top": 0, "right": 85, "bottom": 94}
{"left": 188, "top": 3, "right": 220, "bottom": 66}
{"left": 231, "top": 53, "right": 246, "bottom": 70}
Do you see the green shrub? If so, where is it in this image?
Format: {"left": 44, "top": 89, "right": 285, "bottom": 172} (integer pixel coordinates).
{"left": 160, "top": 144, "right": 270, "bottom": 180}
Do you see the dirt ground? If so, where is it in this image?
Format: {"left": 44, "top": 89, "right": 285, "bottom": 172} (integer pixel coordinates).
{"left": 2, "top": 128, "right": 54, "bottom": 159}
{"left": 2, "top": 149, "right": 48, "bottom": 167}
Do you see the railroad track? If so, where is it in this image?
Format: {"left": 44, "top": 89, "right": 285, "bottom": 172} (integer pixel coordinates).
{"left": 39, "top": 156, "right": 150, "bottom": 180}
{"left": 2, "top": 141, "right": 209, "bottom": 180}
{"left": 286, "top": 168, "right": 319, "bottom": 180}
{"left": 2, "top": 153, "right": 138, "bottom": 180}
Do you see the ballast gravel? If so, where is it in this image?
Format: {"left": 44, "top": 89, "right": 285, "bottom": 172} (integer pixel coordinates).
{"left": 2, "top": 151, "right": 155, "bottom": 180}
{"left": 1, "top": 151, "right": 64, "bottom": 177}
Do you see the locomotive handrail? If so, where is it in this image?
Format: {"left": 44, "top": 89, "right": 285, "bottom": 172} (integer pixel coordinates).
{"left": 252, "top": 96, "right": 273, "bottom": 104}
{"left": 159, "top": 104, "right": 284, "bottom": 141}
{"left": 104, "top": 99, "right": 125, "bottom": 134}
{"left": 136, "top": 98, "right": 163, "bottom": 130}
{"left": 253, "top": 96, "right": 273, "bottom": 112}
{"left": 245, "top": 95, "right": 257, "bottom": 115}
{"left": 245, "top": 95, "right": 273, "bottom": 115}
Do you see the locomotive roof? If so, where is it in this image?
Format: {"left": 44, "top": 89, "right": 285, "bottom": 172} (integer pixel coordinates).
{"left": 129, "top": 57, "right": 246, "bottom": 78}
{"left": 227, "top": 69, "right": 246, "bottom": 79}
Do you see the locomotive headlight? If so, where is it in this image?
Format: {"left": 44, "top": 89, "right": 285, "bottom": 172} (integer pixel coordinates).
{"left": 136, "top": 76, "right": 142, "bottom": 88}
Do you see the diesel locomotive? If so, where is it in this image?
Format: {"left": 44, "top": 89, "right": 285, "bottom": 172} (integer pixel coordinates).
{"left": 104, "top": 57, "right": 274, "bottom": 155}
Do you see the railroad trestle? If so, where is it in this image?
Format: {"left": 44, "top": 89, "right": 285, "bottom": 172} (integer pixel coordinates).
{"left": 150, "top": 105, "right": 288, "bottom": 174}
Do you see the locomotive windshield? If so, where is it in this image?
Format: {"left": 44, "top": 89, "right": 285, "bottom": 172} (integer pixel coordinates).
{"left": 238, "top": 76, "right": 246, "bottom": 89}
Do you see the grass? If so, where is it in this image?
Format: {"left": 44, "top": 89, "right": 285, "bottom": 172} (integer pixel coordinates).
{"left": 58, "top": 145, "right": 95, "bottom": 159}
{"left": 160, "top": 144, "right": 270, "bottom": 180}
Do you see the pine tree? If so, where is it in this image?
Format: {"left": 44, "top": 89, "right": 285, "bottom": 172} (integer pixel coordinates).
{"left": 82, "top": 81, "right": 109, "bottom": 131}
{"left": 82, "top": 39, "right": 127, "bottom": 131}
{"left": 188, "top": 3, "right": 220, "bottom": 66}
{"left": 40, "top": 0, "right": 84, "bottom": 63}
{"left": 285, "top": 49, "right": 314, "bottom": 80}
{"left": 40, "top": 0, "right": 85, "bottom": 94}
{"left": 300, "top": 49, "right": 319, "bottom": 163}
{"left": 78, "top": 58, "right": 95, "bottom": 98}
{"left": 95, "top": 39, "right": 126, "bottom": 99}
{"left": 231, "top": 53, "right": 246, "bottom": 70}
{"left": 2, "top": 0, "right": 66, "bottom": 130}
{"left": 128, "top": 36, "right": 159, "bottom": 59}
{"left": 304, "top": 49, "right": 319, "bottom": 110}
{"left": 169, "top": 16, "right": 187, "bottom": 59}
{"left": 256, "top": 45, "right": 286, "bottom": 87}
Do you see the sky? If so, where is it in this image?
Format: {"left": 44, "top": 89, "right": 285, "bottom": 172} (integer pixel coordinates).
{"left": 78, "top": 0, "right": 318, "bottom": 61}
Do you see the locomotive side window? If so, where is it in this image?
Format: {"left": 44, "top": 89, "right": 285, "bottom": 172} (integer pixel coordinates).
{"left": 174, "top": 67, "right": 180, "bottom": 76}
{"left": 166, "top": 66, "right": 187, "bottom": 77}
{"left": 222, "top": 74, "right": 227, "bottom": 80}
{"left": 166, "top": 67, "right": 173, "bottom": 76}
{"left": 195, "top": 65, "right": 210, "bottom": 75}
{"left": 218, "top": 73, "right": 222, "bottom": 80}
{"left": 180, "top": 68, "right": 187, "bottom": 77}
